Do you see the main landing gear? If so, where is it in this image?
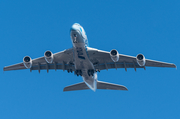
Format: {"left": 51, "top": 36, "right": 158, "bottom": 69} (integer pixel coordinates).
{"left": 67, "top": 69, "right": 73, "bottom": 73}
{"left": 75, "top": 70, "right": 82, "bottom": 76}
{"left": 67, "top": 69, "right": 82, "bottom": 76}
{"left": 72, "top": 69, "right": 100, "bottom": 77}
{"left": 87, "top": 69, "right": 95, "bottom": 76}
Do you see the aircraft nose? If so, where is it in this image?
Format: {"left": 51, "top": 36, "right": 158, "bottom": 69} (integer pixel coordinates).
{"left": 71, "top": 23, "right": 80, "bottom": 31}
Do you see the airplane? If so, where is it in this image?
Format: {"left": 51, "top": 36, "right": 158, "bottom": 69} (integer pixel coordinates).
{"left": 3, "top": 23, "right": 177, "bottom": 92}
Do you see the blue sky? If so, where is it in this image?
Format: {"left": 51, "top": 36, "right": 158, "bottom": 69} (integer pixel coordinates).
{"left": 0, "top": 0, "right": 180, "bottom": 119}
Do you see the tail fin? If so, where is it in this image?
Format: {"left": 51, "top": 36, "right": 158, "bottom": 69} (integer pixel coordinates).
{"left": 97, "top": 81, "right": 128, "bottom": 91}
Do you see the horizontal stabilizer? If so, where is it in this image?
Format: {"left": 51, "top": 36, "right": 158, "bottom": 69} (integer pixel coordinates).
{"left": 63, "top": 81, "right": 128, "bottom": 92}
{"left": 63, "top": 82, "right": 89, "bottom": 92}
{"left": 97, "top": 81, "right": 128, "bottom": 91}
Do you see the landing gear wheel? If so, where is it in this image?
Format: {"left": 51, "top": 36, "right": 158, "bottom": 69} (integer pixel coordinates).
{"left": 91, "top": 70, "right": 94, "bottom": 76}
{"left": 88, "top": 71, "right": 90, "bottom": 76}
{"left": 79, "top": 70, "right": 82, "bottom": 76}
{"left": 87, "top": 69, "right": 94, "bottom": 76}
{"left": 75, "top": 70, "right": 82, "bottom": 76}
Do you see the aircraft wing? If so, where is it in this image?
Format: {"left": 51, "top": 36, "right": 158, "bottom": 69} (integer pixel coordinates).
{"left": 3, "top": 48, "right": 74, "bottom": 72}
{"left": 87, "top": 47, "right": 176, "bottom": 71}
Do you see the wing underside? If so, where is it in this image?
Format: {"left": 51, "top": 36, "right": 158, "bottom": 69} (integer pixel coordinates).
{"left": 3, "top": 48, "right": 74, "bottom": 72}
{"left": 87, "top": 47, "right": 176, "bottom": 71}
{"left": 3, "top": 47, "right": 176, "bottom": 72}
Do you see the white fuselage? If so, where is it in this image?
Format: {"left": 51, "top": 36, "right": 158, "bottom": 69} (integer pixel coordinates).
{"left": 70, "top": 23, "right": 97, "bottom": 91}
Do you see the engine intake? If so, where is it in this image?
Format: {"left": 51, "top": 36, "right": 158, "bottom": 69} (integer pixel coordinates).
{"left": 136, "top": 54, "right": 146, "bottom": 66}
{"left": 44, "top": 50, "right": 54, "bottom": 63}
{"left": 23, "top": 56, "right": 32, "bottom": 69}
{"left": 110, "top": 49, "right": 119, "bottom": 62}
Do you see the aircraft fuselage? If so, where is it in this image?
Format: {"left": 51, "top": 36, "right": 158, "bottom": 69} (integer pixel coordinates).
{"left": 70, "top": 23, "right": 97, "bottom": 91}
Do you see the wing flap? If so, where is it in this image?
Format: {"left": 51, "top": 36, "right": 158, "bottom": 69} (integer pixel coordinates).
{"left": 95, "top": 62, "right": 143, "bottom": 71}
{"left": 30, "top": 63, "right": 75, "bottom": 71}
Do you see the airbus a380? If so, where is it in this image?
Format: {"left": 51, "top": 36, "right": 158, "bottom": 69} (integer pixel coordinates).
{"left": 4, "top": 23, "right": 176, "bottom": 92}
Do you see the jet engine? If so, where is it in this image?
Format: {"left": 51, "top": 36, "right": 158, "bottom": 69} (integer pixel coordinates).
{"left": 136, "top": 54, "right": 146, "bottom": 66}
{"left": 44, "top": 50, "right": 54, "bottom": 63}
{"left": 110, "top": 49, "right": 119, "bottom": 62}
{"left": 23, "top": 56, "right": 32, "bottom": 69}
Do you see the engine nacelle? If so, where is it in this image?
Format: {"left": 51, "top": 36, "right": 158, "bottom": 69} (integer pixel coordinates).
{"left": 110, "top": 49, "right": 119, "bottom": 62}
{"left": 44, "top": 50, "right": 54, "bottom": 63}
{"left": 23, "top": 56, "right": 32, "bottom": 69}
{"left": 136, "top": 54, "right": 146, "bottom": 66}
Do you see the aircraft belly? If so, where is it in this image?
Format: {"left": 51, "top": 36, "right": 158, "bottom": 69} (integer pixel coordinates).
{"left": 73, "top": 43, "right": 97, "bottom": 91}
{"left": 73, "top": 43, "right": 94, "bottom": 70}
